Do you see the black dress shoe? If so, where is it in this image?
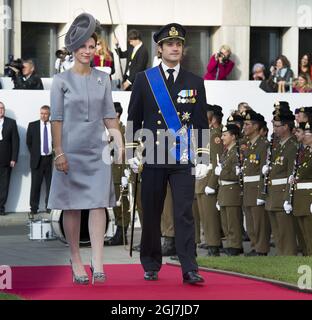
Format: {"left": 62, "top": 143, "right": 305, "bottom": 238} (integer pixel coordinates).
{"left": 207, "top": 246, "right": 220, "bottom": 257}
{"left": 225, "top": 248, "right": 241, "bottom": 256}
{"left": 105, "top": 226, "right": 128, "bottom": 246}
{"left": 144, "top": 271, "right": 158, "bottom": 281}
{"left": 183, "top": 271, "right": 205, "bottom": 284}
{"left": 256, "top": 252, "right": 268, "bottom": 256}
{"left": 245, "top": 249, "right": 257, "bottom": 257}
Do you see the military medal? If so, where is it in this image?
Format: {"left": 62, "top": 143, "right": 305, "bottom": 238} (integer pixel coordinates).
{"left": 182, "top": 112, "right": 191, "bottom": 122}
{"left": 178, "top": 90, "right": 197, "bottom": 105}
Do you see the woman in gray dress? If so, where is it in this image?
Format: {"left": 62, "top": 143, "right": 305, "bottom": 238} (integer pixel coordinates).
{"left": 48, "top": 13, "right": 123, "bottom": 284}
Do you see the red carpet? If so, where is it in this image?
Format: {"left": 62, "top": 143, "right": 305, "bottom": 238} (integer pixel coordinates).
{"left": 3, "top": 264, "right": 312, "bottom": 300}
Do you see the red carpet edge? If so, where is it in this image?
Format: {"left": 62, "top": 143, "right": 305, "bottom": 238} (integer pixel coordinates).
{"left": 166, "top": 262, "right": 312, "bottom": 295}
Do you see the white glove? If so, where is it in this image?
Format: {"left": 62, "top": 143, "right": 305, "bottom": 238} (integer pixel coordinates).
{"left": 262, "top": 165, "right": 270, "bottom": 176}
{"left": 216, "top": 202, "right": 220, "bottom": 211}
{"left": 310, "top": 203, "right": 312, "bottom": 214}
{"left": 205, "top": 186, "right": 216, "bottom": 195}
{"left": 256, "top": 199, "right": 265, "bottom": 206}
{"left": 215, "top": 164, "right": 222, "bottom": 176}
{"left": 128, "top": 157, "right": 141, "bottom": 174}
{"left": 195, "top": 164, "right": 209, "bottom": 180}
{"left": 283, "top": 201, "right": 292, "bottom": 214}
{"left": 121, "top": 176, "right": 128, "bottom": 188}
{"left": 288, "top": 175, "right": 294, "bottom": 184}
{"left": 124, "top": 168, "right": 131, "bottom": 179}
{"left": 235, "top": 166, "right": 241, "bottom": 176}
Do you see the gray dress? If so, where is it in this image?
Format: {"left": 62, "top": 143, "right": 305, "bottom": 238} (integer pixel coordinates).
{"left": 48, "top": 68, "right": 116, "bottom": 210}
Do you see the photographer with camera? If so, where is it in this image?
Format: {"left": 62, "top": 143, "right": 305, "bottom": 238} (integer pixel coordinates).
{"left": 204, "top": 45, "right": 235, "bottom": 80}
{"left": 7, "top": 59, "right": 43, "bottom": 90}
{"left": 55, "top": 47, "right": 74, "bottom": 74}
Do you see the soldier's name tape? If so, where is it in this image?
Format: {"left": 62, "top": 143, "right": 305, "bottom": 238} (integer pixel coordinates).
{"left": 271, "top": 178, "right": 288, "bottom": 186}
{"left": 296, "top": 183, "right": 312, "bottom": 190}
{"left": 243, "top": 175, "right": 260, "bottom": 183}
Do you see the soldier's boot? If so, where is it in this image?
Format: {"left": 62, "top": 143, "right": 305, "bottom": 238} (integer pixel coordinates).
{"left": 207, "top": 246, "right": 220, "bottom": 257}
{"left": 225, "top": 248, "right": 241, "bottom": 256}
{"left": 105, "top": 226, "right": 128, "bottom": 246}
{"left": 161, "top": 237, "right": 176, "bottom": 256}
{"left": 245, "top": 249, "right": 257, "bottom": 257}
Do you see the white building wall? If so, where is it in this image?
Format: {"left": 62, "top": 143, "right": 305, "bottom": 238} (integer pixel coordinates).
{"left": 0, "top": 0, "right": 4, "bottom": 73}
{"left": 282, "top": 27, "right": 300, "bottom": 76}
{"left": 20, "top": 0, "right": 223, "bottom": 25}
{"left": 250, "top": 0, "right": 298, "bottom": 27}
{"left": 2, "top": 0, "right": 312, "bottom": 79}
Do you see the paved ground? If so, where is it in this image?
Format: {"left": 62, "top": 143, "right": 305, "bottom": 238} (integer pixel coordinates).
{"left": 0, "top": 212, "right": 269, "bottom": 267}
{"left": 0, "top": 212, "right": 143, "bottom": 266}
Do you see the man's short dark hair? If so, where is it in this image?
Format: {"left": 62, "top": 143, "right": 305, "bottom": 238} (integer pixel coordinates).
{"left": 127, "top": 29, "right": 142, "bottom": 41}
{"left": 41, "top": 105, "right": 50, "bottom": 112}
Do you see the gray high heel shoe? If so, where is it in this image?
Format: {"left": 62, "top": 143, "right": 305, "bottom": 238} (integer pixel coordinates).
{"left": 90, "top": 260, "right": 106, "bottom": 284}
{"left": 70, "top": 259, "right": 89, "bottom": 285}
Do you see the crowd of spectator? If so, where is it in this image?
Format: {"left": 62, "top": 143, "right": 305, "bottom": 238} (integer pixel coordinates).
{"left": 254, "top": 53, "right": 312, "bottom": 93}
{"left": 1, "top": 33, "right": 312, "bottom": 94}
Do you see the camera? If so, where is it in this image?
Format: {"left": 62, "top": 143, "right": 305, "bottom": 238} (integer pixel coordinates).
{"left": 55, "top": 48, "right": 70, "bottom": 59}
{"left": 4, "top": 58, "right": 24, "bottom": 77}
{"left": 217, "top": 52, "right": 229, "bottom": 64}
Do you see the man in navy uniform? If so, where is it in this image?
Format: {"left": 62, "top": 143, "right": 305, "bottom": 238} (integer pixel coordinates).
{"left": 126, "top": 23, "right": 209, "bottom": 284}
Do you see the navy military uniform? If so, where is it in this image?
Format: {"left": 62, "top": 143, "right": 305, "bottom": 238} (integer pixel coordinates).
{"left": 126, "top": 23, "right": 208, "bottom": 283}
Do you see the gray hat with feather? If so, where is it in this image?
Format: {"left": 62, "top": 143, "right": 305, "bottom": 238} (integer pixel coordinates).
{"left": 65, "top": 13, "right": 97, "bottom": 52}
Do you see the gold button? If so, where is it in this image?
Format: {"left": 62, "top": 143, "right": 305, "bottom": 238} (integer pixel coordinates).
{"left": 157, "top": 121, "right": 161, "bottom": 125}
{"left": 157, "top": 131, "right": 161, "bottom": 135}
{"left": 158, "top": 110, "right": 161, "bottom": 114}
{"left": 156, "top": 141, "right": 160, "bottom": 145}
{"left": 173, "top": 142, "right": 177, "bottom": 146}
{"left": 177, "top": 112, "right": 181, "bottom": 116}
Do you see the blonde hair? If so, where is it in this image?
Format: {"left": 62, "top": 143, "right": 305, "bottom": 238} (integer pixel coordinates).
{"left": 96, "top": 37, "right": 112, "bottom": 62}
{"left": 219, "top": 45, "right": 232, "bottom": 55}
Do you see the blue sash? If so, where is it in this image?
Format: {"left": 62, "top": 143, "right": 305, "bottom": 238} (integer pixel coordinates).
{"left": 145, "top": 66, "right": 193, "bottom": 162}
